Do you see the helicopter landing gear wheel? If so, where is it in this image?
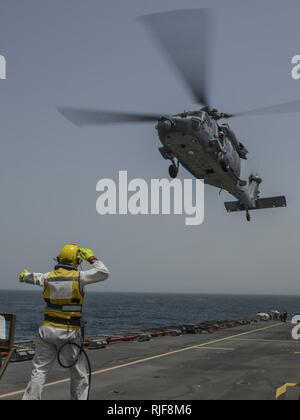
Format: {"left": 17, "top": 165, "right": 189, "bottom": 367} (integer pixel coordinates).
{"left": 246, "top": 210, "right": 251, "bottom": 222}
{"left": 169, "top": 159, "right": 179, "bottom": 179}
{"left": 169, "top": 164, "right": 178, "bottom": 179}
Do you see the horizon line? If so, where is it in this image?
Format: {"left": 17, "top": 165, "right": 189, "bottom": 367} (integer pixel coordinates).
{"left": 1, "top": 289, "right": 300, "bottom": 298}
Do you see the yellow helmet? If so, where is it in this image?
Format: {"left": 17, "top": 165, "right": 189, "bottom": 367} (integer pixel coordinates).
{"left": 58, "top": 244, "right": 81, "bottom": 266}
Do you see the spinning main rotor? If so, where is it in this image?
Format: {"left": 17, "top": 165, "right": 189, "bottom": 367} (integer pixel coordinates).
{"left": 59, "top": 9, "right": 300, "bottom": 126}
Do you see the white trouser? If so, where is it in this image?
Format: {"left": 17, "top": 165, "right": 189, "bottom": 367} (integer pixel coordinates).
{"left": 23, "top": 325, "right": 89, "bottom": 401}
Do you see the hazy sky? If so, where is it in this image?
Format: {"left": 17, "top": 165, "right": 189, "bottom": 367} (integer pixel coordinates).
{"left": 1, "top": 0, "right": 300, "bottom": 294}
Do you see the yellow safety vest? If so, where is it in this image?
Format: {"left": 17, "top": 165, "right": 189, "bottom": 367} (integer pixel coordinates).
{"left": 43, "top": 267, "right": 84, "bottom": 330}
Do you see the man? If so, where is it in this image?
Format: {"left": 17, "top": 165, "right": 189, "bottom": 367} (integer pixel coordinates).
{"left": 282, "top": 311, "right": 288, "bottom": 323}
{"left": 19, "top": 244, "right": 109, "bottom": 400}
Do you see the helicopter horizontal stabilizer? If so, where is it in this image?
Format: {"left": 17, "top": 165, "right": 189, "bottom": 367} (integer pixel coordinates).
{"left": 225, "top": 196, "right": 287, "bottom": 213}
{"left": 224, "top": 201, "right": 245, "bottom": 212}
{"left": 255, "top": 196, "right": 287, "bottom": 210}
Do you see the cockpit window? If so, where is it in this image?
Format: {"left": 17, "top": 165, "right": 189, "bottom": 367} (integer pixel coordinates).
{"left": 205, "top": 115, "right": 218, "bottom": 135}
{"left": 191, "top": 118, "right": 201, "bottom": 129}
{"left": 198, "top": 112, "right": 205, "bottom": 121}
{"left": 206, "top": 116, "right": 214, "bottom": 129}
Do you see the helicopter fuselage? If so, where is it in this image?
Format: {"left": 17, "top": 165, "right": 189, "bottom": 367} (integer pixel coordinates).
{"left": 58, "top": 9, "right": 288, "bottom": 222}
{"left": 157, "top": 111, "right": 255, "bottom": 209}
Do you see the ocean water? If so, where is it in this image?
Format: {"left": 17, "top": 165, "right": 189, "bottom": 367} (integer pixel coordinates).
{"left": 0, "top": 291, "right": 299, "bottom": 340}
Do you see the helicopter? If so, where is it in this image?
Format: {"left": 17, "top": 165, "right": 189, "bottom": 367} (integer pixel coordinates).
{"left": 58, "top": 9, "right": 297, "bottom": 222}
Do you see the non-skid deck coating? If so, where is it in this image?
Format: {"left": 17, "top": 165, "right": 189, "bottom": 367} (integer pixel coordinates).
{"left": 0, "top": 322, "right": 298, "bottom": 400}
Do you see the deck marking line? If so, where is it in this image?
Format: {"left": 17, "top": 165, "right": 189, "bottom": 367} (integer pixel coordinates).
{"left": 0, "top": 323, "right": 282, "bottom": 399}
{"left": 231, "top": 338, "right": 298, "bottom": 344}
{"left": 194, "top": 346, "right": 235, "bottom": 351}
{"left": 276, "top": 383, "right": 298, "bottom": 399}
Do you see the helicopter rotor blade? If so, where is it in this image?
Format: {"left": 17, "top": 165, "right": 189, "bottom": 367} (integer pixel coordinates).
{"left": 58, "top": 107, "right": 162, "bottom": 126}
{"left": 229, "top": 99, "right": 300, "bottom": 118}
{"left": 139, "top": 9, "right": 213, "bottom": 107}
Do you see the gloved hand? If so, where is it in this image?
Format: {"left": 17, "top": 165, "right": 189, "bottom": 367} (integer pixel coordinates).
{"left": 79, "top": 248, "right": 97, "bottom": 263}
{"left": 19, "top": 268, "right": 30, "bottom": 283}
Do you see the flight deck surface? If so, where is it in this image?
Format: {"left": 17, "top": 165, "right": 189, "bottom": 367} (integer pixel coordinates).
{"left": 0, "top": 322, "right": 297, "bottom": 400}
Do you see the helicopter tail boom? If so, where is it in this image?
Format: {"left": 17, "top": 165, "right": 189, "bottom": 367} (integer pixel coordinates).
{"left": 225, "top": 175, "right": 286, "bottom": 221}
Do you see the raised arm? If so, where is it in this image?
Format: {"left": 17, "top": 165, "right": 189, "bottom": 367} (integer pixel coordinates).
{"left": 19, "top": 269, "right": 49, "bottom": 287}
{"left": 78, "top": 248, "right": 110, "bottom": 287}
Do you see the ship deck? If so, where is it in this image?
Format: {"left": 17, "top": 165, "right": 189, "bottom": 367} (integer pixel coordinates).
{"left": 0, "top": 321, "right": 298, "bottom": 400}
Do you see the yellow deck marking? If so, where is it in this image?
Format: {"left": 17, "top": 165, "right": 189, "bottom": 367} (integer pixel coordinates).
{"left": 276, "top": 383, "right": 298, "bottom": 399}
{"left": 0, "top": 323, "right": 282, "bottom": 399}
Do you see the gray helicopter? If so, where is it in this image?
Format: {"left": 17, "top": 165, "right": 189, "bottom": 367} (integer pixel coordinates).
{"left": 58, "top": 9, "right": 295, "bottom": 222}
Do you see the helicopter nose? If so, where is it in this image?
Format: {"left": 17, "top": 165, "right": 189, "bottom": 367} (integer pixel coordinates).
{"left": 156, "top": 118, "right": 173, "bottom": 132}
